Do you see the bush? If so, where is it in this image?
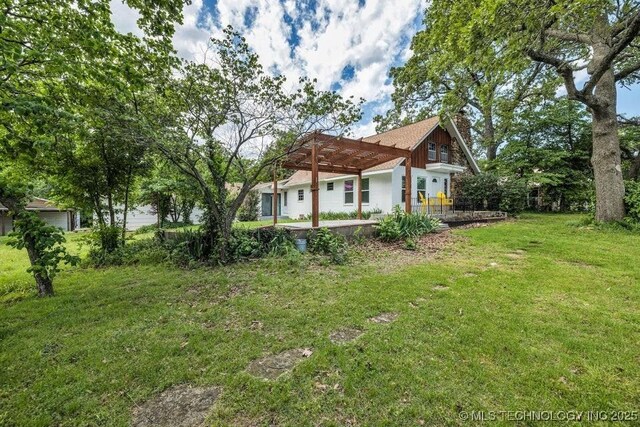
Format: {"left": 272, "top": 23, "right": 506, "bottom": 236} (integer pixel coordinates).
{"left": 375, "top": 206, "right": 440, "bottom": 242}
{"left": 624, "top": 180, "right": 640, "bottom": 223}
{"left": 237, "top": 191, "right": 260, "bottom": 222}
{"left": 456, "top": 173, "right": 528, "bottom": 213}
{"left": 304, "top": 208, "right": 383, "bottom": 221}
{"left": 500, "top": 179, "right": 528, "bottom": 213}
{"left": 307, "top": 227, "right": 349, "bottom": 264}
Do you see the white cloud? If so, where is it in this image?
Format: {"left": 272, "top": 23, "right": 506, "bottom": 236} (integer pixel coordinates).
{"left": 110, "top": 0, "right": 424, "bottom": 135}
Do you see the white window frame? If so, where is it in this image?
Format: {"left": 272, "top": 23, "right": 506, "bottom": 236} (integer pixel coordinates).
{"left": 440, "top": 145, "right": 449, "bottom": 163}
{"left": 428, "top": 142, "right": 437, "bottom": 161}
{"left": 361, "top": 178, "right": 370, "bottom": 204}
{"left": 344, "top": 179, "right": 354, "bottom": 205}
{"left": 297, "top": 189, "right": 304, "bottom": 202}
{"left": 327, "top": 182, "right": 334, "bottom": 191}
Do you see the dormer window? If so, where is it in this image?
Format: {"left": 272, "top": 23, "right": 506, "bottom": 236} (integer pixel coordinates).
{"left": 428, "top": 142, "right": 437, "bottom": 161}
{"left": 440, "top": 145, "right": 449, "bottom": 163}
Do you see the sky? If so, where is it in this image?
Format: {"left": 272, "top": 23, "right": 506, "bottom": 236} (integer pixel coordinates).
{"left": 110, "top": 0, "right": 640, "bottom": 137}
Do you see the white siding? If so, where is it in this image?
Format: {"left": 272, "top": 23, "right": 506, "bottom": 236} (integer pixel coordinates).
{"left": 112, "top": 205, "right": 206, "bottom": 230}
{"left": 39, "top": 212, "right": 70, "bottom": 230}
{"left": 1, "top": 211, "right": 71, "bottom": 236}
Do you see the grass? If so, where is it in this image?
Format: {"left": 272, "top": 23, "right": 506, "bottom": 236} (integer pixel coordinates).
{"left": 1, "top": 214, "right": 639, "bottom": 426}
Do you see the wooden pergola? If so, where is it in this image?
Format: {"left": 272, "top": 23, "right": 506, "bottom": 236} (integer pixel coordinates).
{"left": 273, "top": 131, "right": 413, "bottom": 227}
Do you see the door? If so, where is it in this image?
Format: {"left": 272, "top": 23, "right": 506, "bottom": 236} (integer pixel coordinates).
{"left": 261, "top": 194, "right": 282, "bottom": 217}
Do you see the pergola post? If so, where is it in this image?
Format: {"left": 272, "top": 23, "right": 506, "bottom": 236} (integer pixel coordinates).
{"left": 311, "top": 141, "right": 319, "bottom": 227}
{"left": 357, "top": 171, "right": 363, "bottom": 220}
{"left": 272, "top": 167, "right": 278, "bottom": 226}
{"left": 405, "top": 156, "right": 412, "bottom": 213}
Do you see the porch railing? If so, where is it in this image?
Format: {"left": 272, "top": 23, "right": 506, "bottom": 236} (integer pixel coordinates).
{"left": 407, "top": 195, "right": 502, "bottom": 215}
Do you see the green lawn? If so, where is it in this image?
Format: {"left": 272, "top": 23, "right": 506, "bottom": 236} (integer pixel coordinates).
{"left": 1, "top": 214, "right": 639, "bottom": 426}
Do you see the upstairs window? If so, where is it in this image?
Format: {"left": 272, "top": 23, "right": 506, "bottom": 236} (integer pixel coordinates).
{"left": 327, "top": 182, "right": 334, "bottom": 191}
{"left": 298, "top": 189, "right": 304, "bottom": 201}
{"left": 344, "top": 180, "right": 354, "bottom": 204}
{"left": 440, "top": 145, "right": 449, "bottom": 163}
{"left": 361, "top": 178, "right": 370, "bottom": 204}
{"left": 428, "top": 142, "right": 437, "bottom": 161}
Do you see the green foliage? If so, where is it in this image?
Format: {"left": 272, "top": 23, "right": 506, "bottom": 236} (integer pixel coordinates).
{"left": 307, "top": 228, "right": 349, "bottom": 265}
{"left": 456, "top": 173, "right": 529, "bottom": 213}
{"left": 624, "top": 181, "right": 640, "bottom": 223}
{"left": 376, "top": 206, "right": 440, "bottom": 243}
{"left": 237, "top": 191, "right": 260, "bottom": 222}
{"left": 304, "top": 208, "right": 383, "bottom": 221}
{"left": 7, "top": 212, "right": 79, "bottom": 282}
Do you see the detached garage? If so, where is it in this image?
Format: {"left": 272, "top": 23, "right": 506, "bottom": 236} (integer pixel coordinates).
{"left": 0, "top": 198, "right": 77, "bottom": 236}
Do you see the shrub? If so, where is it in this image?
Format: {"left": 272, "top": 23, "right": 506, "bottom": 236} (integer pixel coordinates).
{"left": 307, "top": 227, "right": 349, "bottom": 264}
{"left": 624, "top": 180, "right": 640, "bottom": 223}
{"left": 456, "top": 173, "right": 528, "bottom": 213}
{"left": 375, "top": 206, "right": 440, "bottom": 242}
{"left": 499, "top": 179, "right": 528, "bottom": 213}
{"left": 237, "top": 191, "right": 260, "bottom": 222}
{"left": 304, "top": 208, "right": 383, "bottom": 221}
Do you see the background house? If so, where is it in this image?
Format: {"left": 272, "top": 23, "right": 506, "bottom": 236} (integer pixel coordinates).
{"left": 0, "top": 198, "right": 78, "bottom": 236}
{"left": 257, "top": 116, "right": 479, "bottom": 219}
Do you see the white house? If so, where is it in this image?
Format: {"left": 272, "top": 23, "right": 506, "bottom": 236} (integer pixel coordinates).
{"left": 0, "top": 198, "right": 78, "bottom": 236}
{"left": 257, "top": 116, "right": 480, "bottom": 219}
{"left": 111, "top": 204, "right": 206, "bottom": 231}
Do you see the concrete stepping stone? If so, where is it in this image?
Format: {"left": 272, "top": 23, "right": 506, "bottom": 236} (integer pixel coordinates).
{"left": 432, "top": 284, "right": 449, "bottom": 291}
{"left": 368, "top": 312, "right": 398, "bottom": 324}
{"left": 329, "top": 327, "right": 364, "bottom": 344}
{"left": 246, "top": 348, "right": 312, "bottom": 380}
{"left": 131, "top": 384, "right": 221, "bottom": 427}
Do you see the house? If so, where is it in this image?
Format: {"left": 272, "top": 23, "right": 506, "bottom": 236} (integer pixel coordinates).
{"left": 257, "top": 115, "right": 479, "bottom": 219}
{"left": 104, "top": 204, "right": 206, "bottom": 231}
{"left": 0, "top": 198, "right": 78, "bottom": 236}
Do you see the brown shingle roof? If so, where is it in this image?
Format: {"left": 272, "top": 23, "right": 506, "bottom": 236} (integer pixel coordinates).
{"left": 283, "top": 116, "right": 441, "bottom": 186}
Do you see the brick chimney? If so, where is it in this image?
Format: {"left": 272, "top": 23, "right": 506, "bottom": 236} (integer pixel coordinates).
{"left": 453, "top": 109, "right": 472, "bottom": 146}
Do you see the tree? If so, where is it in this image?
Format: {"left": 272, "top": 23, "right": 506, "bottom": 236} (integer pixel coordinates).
{"left": 156, "top": 28, "right": 362, "bottom": 262}
{"left": 421, "top": 0, "right": 640, "bottom": 221}
{"left": 379, "top": 15, "right": 558, "bottom": 160}
{"left": 494, "top": 99, "right": 594, "bottom": 210}
{"left": 0, "top": 0, "right": 185, "bottom": 295}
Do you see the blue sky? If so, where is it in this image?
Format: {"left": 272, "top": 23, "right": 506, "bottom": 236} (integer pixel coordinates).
{"left": 111, "top": 0, "right": 640, "bottom": 134}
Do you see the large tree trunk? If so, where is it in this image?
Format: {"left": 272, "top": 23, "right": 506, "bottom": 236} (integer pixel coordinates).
{"left": 591, "top": 67, "right": 626, "bottom": 222}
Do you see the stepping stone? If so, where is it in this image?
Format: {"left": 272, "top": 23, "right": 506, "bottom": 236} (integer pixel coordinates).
{"left": 368, "top": 312, "right": 398, "bottom": 324}
{"left": 463, "top": 272, "right": 477, "bottom": 278}
{"left": 329, "top": 327, "right": 364, "bottom": 344}
{"left": 246, "top": 348, "right": 313, "bottom": 380}
{"left": 488, "top": 262, "right": 499, "bottom": 267}
{"left": 432, "top": 285, "right": 449, "bottom": 291}
{"left": 131, "top": 384, "right": 221, "bottom": 427}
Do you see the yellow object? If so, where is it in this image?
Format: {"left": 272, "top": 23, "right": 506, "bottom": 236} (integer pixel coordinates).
{"left": 436, "top": 192, "right": 453, "bottom": 206}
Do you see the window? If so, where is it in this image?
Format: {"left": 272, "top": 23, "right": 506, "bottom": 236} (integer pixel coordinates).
{"left": 298, "top": 189, "right": 304, "bottom": 201}
{"left": 344, "top": 180, "right": 354, "bottom": 204}
{"left": 444, "top": 178, "right": 449, "bottom": 197}
{"left": 440, "top": 145, "right": 449, "bottom": 163}
{"left": 284, "top": 191, "right": 288, "bottom": 206}
{"left": 361, "top": 178, "right": 370, "bottom": 204}
{"left": 327, "top": 182, "right": 334, "bottom": 191}
{"left": 428, "top": 142, "right": 437, "bottom": 161}
{"left": 417, "top": 177, "right": 426, "bottom": 200}
{"left": 401, "top": 176, "right": 406, "bottom": 203}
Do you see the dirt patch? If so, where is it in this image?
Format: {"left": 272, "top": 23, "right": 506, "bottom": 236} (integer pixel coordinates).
{"left": 432, "top": 284, "right": 449, "bottom": 291}
{"left": 246, "top": 348, "right": 313, "bottom": 380}
{"left": 368, "top": 312, "right": 399, "bottom": 324}
{"left": 463, "top": 272, "right": 478, "bottom": 278}
{"left": 131, "top": 384, "right": 221, "bottom": 427}
{"left": 505, "top": 252, "right": 524, "bottom": 260}
{"left": 329, "top": 327, "right": 364, "bottom": 344}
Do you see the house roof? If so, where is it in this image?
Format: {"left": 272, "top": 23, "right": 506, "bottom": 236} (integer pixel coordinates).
{"left": 0, "top": 197, "right": 70, "bottom": 212}
{"left": 281, "top": 116, "right": 471, "bottom": 188}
